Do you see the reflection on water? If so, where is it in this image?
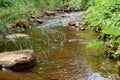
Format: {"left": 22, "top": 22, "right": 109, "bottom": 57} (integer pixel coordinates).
{"left": 0, "top": 27, "right": 118, "bottom": 80}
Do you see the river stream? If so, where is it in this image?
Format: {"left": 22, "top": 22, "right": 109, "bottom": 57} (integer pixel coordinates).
{"left": 0, "top": 12, "right": 118, "bottom": 80}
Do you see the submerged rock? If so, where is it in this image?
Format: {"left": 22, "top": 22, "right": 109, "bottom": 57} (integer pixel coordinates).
{"left": 68, "top": 26, "right": 79, "bottom": 31}
{"left": 6, "top": 33, "right": 29, "bottom": 39}
{"left": 0, "top": 49, "right": 36, "bottom": 71}
{"left": 68, "top": 39, "right": 80, "bottom": 43}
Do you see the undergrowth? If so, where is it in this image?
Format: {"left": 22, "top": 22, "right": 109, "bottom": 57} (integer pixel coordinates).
{"left": 0, "top": 0, "right": 67, "bottom": 50}
{"left": 0, "top": 0, "right": 83, "bottom": 50}
{"left": 0, "top": 0, "right": 65, "bottom": 25}
{"left": 84, "top": 0, "right": 120, "bottom": 78}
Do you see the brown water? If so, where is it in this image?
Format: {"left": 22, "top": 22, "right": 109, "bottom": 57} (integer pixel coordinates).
{"left": 0, "top": 12, "right": 118, "bottom": 80}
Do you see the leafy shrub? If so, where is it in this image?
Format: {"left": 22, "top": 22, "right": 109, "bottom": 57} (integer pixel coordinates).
{"left": 0, "top": 0, "right": 13, "bottom": 7}
{"left": 84, "top": 0, "right": 120, "bottom": 60}
{"left": 70, "top": 0, "right": 89, "bottom": 11}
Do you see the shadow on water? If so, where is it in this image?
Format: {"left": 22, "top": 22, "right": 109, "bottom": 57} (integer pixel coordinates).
{"left": 0, "top": 12, "right": 119, "bottom": 80}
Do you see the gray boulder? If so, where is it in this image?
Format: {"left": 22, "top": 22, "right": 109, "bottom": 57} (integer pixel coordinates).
{"left": 0, "top": 49, "right": 36, "bottom": 71}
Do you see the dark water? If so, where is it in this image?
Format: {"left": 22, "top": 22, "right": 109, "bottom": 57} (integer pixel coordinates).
{"left": 0, "top": 12, "right": 118, "bottom": 80}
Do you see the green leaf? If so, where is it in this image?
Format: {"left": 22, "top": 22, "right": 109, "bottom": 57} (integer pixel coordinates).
{"left": 86, "top": 41, "right": 103, "bottom": 48}
{"left": 102, "top": 27, "right": 120, "bottom": 36}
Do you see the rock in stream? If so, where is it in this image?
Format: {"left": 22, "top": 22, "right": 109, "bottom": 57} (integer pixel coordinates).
{"left": 0, "top": 49, "right": 36, "bottom": 71}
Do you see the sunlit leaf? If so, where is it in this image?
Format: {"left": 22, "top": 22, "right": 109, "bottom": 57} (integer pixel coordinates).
{"left": 86, "top": 40, "right": 103, "bottom": 48}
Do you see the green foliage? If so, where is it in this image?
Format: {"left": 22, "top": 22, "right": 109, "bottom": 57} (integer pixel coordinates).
{"left": 84, "top": 0, "right": 120, "bottom": 28}
{"left": 70, "top": 0, "right": 89, "bottom": 11}
{"left": 84, "top": 0, "right": 120, "bottom": 62}
{"left": 86, "top": 40, "right": 103, "bottom": 48}
{"left": 0, "top": 0, "right": 66, "bottom": 24}
{"left": 36, "top": 0, "right": 64, "bottom": 9}
{"left": 84, "top": 0, "right": 120, "bottom": 48}
{"left": 102, "top": 27, "right": 120, "bottom": 36}
{"left": 0, "top": 0, "right": 12, "bottom": 7}
{"left": 0, "top": 0, "right": 67, "bottom": 50}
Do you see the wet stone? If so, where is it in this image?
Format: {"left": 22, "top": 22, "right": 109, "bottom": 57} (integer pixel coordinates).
{"left": 6, "top": 33, "right": 29, "bottom": 39}
{"left": 36, "top": 19, "right": 43, "bottom": 24}
{"left": 0, "top": 49, "right": 36, "bottom": 71}
{"left": 80, "top": 27, "right": 85, "bottom": 31}
{"left": 31, "top": 15, "right": 36, "bottom": 18}
{"left": 68, "top": 20, "right": 76, "bottom": 26}
{"left": 45, "top": 10, "right": 55, "bottom": 16}
{"left": 55, "top": 7, "right": 62, "bottom": 11}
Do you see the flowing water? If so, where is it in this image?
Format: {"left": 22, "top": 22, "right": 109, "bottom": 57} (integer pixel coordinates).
{"left": 0, "top": 12, "right": 118, "bottom": 80}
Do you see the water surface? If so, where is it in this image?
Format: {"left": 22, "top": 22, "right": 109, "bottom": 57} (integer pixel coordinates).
{"left": 0, "top": 12, "right": 118, "bottom": 80}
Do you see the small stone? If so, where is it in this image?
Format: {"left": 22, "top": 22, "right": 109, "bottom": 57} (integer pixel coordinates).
{"left": 45, "top": 10, "right": 55, "bottom": 16}
{"left": 56, "top": 7, "right": 61, "bottom": 11}
{"left": 80, "top": 27, "right": 85, "bottom": 31}
{"left": 68, "top": 39, "right": 79, "bottom": 43}
{"left": 31, "top": 15, "right": 36, "bottom": 18}
{"left": 36, "top": 19, "right": 43, "bottom": 24}
{"left": 68, "top": 20, "right": 76, "bottom": 26}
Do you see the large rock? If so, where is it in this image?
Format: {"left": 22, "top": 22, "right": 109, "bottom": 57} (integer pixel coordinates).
{"left": 0, "top": 49, "right": 36, "bottom": 71}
